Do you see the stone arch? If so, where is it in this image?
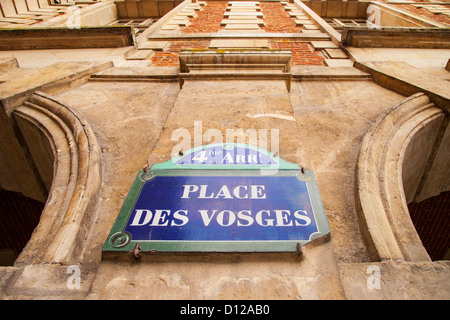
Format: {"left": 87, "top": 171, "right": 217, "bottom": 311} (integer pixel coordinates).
{"left": 356, "top": 92, "right": 446, "bottom": 262}
{"left": 12, "top": 91, "right": 102, "bottom": 266}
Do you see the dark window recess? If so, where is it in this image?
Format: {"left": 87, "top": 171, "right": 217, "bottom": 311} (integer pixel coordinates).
{"left": 108, "top": 18, "right": 157, "bottom": 36}
{"left": 0, "top": 190, "right": 44, "bottom": 265}
{"left": 408, "top": 191, "right": 450, "bottom": 261}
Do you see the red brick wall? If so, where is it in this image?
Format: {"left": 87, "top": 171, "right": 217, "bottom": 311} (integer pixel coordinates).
{"left": 180, "top": 1, "right": 304, "bottom": 34}
{"left": 260, "top": 2, "right": 303, "bottom": 33}
{"left": 152, "top": 40, "right": 325, "bottom": 67}
{"left": 395, "top": 4, "right": 450, "bottom": 26}
{"left": 270, "top": 41, "right": 325, "bottom": 66}
{"left": 151, "top": 1, "right": 324, "bottom": 67}
{"left": 151, "top": 40, "right": 210, "bottom": 67}
{"left": 181, "top": 1, "right": 227, "bottom": 33}
{"left": 181, "top": 1, "right": 302, "bottom": 33}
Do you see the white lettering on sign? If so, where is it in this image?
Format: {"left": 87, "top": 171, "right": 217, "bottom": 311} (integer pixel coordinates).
{"left": 181, "top": 184, "right": 266, "bottom": 199}
{"left": 188, "top": 150, "right": 265, "bottom": 165}
{"left": 130, "top": 209, "right": 189, "bottom": 227}
{"left": 127, "top": 182, "right": 313, "bottom": 230}
{"left": 129, "top": 208, "right": 311, "bottom": 228}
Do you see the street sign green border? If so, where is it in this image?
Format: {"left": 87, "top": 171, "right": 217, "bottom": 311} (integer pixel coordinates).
{"left": 102, "top": 144, "right": 330, "bottom": 254}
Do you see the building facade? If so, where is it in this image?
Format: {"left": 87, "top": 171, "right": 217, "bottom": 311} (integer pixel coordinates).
{"left": 0, "top": 0, "right": 449, "bottom": 299}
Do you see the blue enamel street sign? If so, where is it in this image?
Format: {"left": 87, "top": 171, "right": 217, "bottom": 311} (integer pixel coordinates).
{"left": 103, "top": 144, "right": 330, "bottom": 253}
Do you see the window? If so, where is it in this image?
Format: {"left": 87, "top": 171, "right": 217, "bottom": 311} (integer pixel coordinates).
{"left": 408, "top": 192, "right": 450, "bottom": 261}
{"left": 0, "top": 191, "right": 44, "bottom": 266}
{"left": 108, "top": 18, "right": 157, "bottom": 36}
{"left": 324, "top": 18, "right": 367, "bottom": 34}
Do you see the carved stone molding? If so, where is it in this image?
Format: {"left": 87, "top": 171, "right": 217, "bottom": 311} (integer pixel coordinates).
{"left": 13, "top": 91, "right": 102, "bottom": 265}
{"left": 178, "top": 50, "right": 293, "bottom": 91}
{"left": 356, "top": 92, "right": 445, "bottom": 262}
{"left": 0, "top": 27, "right": 135, "bottom": 50}
{"left": 342, "top": 27, "right": 450, "bottom": 48}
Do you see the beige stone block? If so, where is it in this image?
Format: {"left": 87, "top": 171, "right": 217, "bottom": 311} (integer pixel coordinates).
{"left": 224, "top": 12, "right": 263, "bottom": 17}
{"left": 324, "top": 59, "right": 353, "bottom": 67}
{"left": 186, "top": 4, "right": 202, "bottom": 11}
{"left": 224, "top": 24, "right": 260, "bottom": 30}
{"left": 0, "top": 56, "right": 18, "bottom": 74}
{"left": 5, "top": 264, "right": 94, "bottom": 298}
{"left": 1, "top": 0, "right": 19, "bottom": 16}
{"left": 126, "top": 49, "right": 154, "bottom": 60}
{"left": 138, "top": 41, "right": 170, "bottom": 51}
{"left": 221, "top": 19, "right": 264, "bottom": 25}
{"left": 228, "top": 15, "right": 260, "bottom": 20}
{"left": 290, "top": 13, "right": 307, "bottom": 18}
{"left": 340, "top": 261, "right": 450, "bottom": 299}
{"left": 226, "top": 7, "right": 261, "bottom": 11}
{"left": 289, "top": 11, "right": 305, "bottom": 16}
{"left": 304, "top": 24, "right": 319, "bottom": 30}
{"left": 177, "top": 11, "right": 197, "bottom": 17}
{"left": 167, "top": 19, "right": 189, "bottom": 26}
{"left": 301, "top": 30, "right": 326, "bottom": 34}
{"left": 294, "top": 19, "right": 314, "bottom": 25}
{"left": 172, "top": 15, "right": 190, "bottom": 20}
{"left": 161, "top": 24, "right": 179, "bottom": 30}
{"left": 217, "top": 29, "right": 265, "bottom": 33}
{"left": 209, "top": 39, "right": 270, "bottom": 49}
{"left": 325, "top": 48, "right": 348, "bottom": 59}
{"left": 285, "top": 6, "right": 300, "bottom": 11}
{"left": 0, "top": 17, "right": 36, "bottom": 23}
{"left": 230, "top": 1, "right": 259, "bottom": 6}
{"left": 310, "top": 41, "right": 339, "bottom": 49}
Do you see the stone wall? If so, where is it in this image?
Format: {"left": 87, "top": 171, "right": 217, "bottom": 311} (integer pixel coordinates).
{"left": 0, "top": 0, "right": 449, "bottom": 301}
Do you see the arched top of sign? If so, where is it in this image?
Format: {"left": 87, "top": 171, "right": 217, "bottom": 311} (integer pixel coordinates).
{"left": 151, "top": 143, "right": 300, "bottom": 171}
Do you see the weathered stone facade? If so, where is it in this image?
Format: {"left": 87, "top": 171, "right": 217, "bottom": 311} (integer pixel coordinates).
{"left": 0, "top": 0, "right": 449, "bottom": 300}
